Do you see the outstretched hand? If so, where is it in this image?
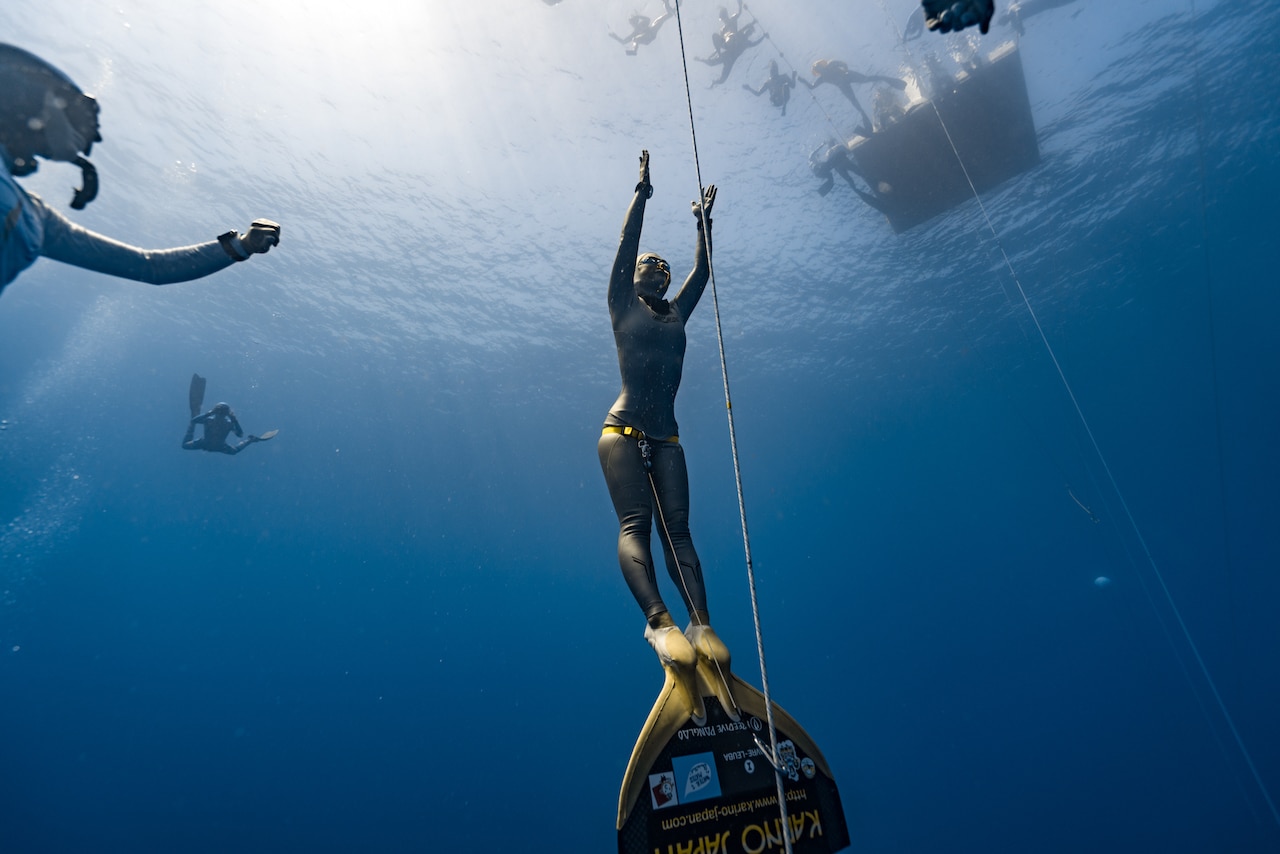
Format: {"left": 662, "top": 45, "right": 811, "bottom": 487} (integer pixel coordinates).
{"left": 242, "top": 219, "right": 281, "bottom": 254}
{"left": 922, "top": 0, "right": 995, "bottom": 34}
{"left": 692, "top": 184, "right": 716, "bottom": 226}
{"left": 636, "top": 149, "right": 654, "bottom": 199}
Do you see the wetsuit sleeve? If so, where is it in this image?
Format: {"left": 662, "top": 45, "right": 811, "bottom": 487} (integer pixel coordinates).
{"left": 193, "top": 410, "right": 213, "bottom": 424}
{"left": 34, "top": 198, "right": 235, "bottom": 285}
{"left": 230, "top": 416, "right": 243, "bottom": 437}
{"left": 671, "top": 220, "right": 711, "bottom": 321}
{"left": 609, "top": 186, "right": 648, "bottom": 324}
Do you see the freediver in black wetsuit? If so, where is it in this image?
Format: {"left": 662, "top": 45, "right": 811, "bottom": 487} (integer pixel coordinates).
{"left": 183, "top": 403, "right": 274, "bottom": 455}
{"left": 598, "top": 151, "right": 730, "bottom": 719}
{"left": 609, "top": 1, "right": 674, "bottom": 56}
{"left": 182, "top": 375, "right": 276, "bottom": 455}
{"left": 743, "top": 60, "right": 798, "bottom": 116}
{"left": 697, "top": 26, "right": 765, "bottom": 87}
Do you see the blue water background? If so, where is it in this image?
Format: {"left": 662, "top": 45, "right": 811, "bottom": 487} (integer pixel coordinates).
{"left": 2, "top": 1, "right": 1278, "bottom": 851}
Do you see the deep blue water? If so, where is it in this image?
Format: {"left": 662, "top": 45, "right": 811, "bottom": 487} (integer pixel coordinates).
{"left": 2, "top": 1, "right": 1278, "bottom": 851}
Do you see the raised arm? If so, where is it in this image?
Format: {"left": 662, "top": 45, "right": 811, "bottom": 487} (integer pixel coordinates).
{"left": 671, "top": 185, "right": 715, "bottom": 320}
{"left": 742, "top": 82, "right": 766, "bottom": 96}
{"left": 608, "top": 150, "right": 652, "bottom": 321}
{"left": 725, "top": 0, "right": 745, "bottom": 30}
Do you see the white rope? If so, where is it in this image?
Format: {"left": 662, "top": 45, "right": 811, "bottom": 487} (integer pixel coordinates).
{"left": 670, "top": 1, "right": 794, "bottom": 850}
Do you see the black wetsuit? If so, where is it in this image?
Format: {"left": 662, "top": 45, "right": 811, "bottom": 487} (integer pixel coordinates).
{"left": 599, "top": 185, "right": 712, "bottom": 622}
{"left": 702, "top": 29, "right": 764, "bottom": 86}
{"left": 746, "top": 66, "right": 797, "bottom": 115}
{"left": 183, "top": 409, "right": 252, "bottom": 455}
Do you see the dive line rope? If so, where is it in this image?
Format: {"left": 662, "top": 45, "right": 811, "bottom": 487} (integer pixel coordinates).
{"left": 648, "top": 453, "right": 791, "bottom": 777}
{"left": 670, "top": 1, "right": 795, "bottom": 849}
{"left": 873, "top": 0, "right": 1279, "bottom": 828}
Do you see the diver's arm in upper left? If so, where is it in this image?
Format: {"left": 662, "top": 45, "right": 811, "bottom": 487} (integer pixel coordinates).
{"left": 33, "top": 197, "right": 277, "bottom": 285}
{"left": 34, "top": 197, "right": 233, "bottom": 284}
